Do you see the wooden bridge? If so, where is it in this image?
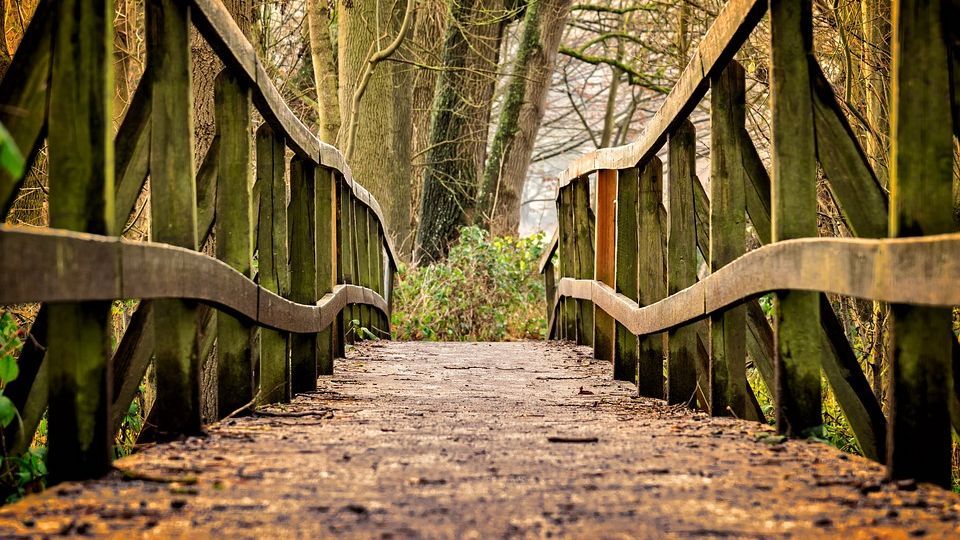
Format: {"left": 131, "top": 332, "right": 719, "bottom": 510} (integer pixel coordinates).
{"left": 0, "top": 0, "right": 959, "bottom": 536}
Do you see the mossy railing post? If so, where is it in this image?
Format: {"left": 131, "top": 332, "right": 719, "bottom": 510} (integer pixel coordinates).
{"left": 255, "top": 124, "right": 290, "bottom": 404}
{"left": 147, "top": 0, "right": 203, "bottom": 437}
{"left": 214, "top": 70, "right": 255, "bottom": 416}
{"left": 594, "top": 170, "right": 617, "bottom": 361}
{"left": 572, "top": 178, "right": 595, "bottom": 346}
{"left": 708, "top": 61, "right": 747, "bottom": 418}
{"left": 614, "top": 167, "right": 639, "bottom": 382}
{"left": 354, "top": 201, "right": 372, "bottom": 334}
{"left": 316, "top": 167, "right": 335, "bottom": 375}
{"left": 45, "top": 0, "right": 114, "bottom": 481}
{"left": 770, "top": 0, "right": 821, "bottom": 434}
{"left": 338, "top": 180, "right": 356, "bottom": 345}
{"left": 666, "top": 120, "right": 698, "bottom": 405}
{"left": 886, "top": 0, "right": 954, "bottom": 487}
{"left": 558, "top": 186, "right": 576, "bottom": 340}
{"left": 289, "top": 157, "right": 318, "bottom": 393}
{"left": 637, "top": 157, "right": 666, "bottom": 399}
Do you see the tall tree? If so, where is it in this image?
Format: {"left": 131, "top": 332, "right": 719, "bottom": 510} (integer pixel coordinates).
{"left": 476, "top": 0, "right": 571, "bottom": 235}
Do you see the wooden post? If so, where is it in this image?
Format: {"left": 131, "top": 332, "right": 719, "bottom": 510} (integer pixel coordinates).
{"left": 316, "top": 167, "right": 336, "bottom": 375}
{"left": 46, "top": 0, "right": 114, "bottom": 481}
{"left": 709, "top": 61, "right": 747, "bottom": 418}
{"left": 256, "top": 125, "right": 290, "bottom": 404}
{"left": 289, "top": 157, "right": 318, "bottom": 394}
{"left": 146, "top": 0, "right": 202, "bottom": 437}
{"left": 214, "top": 70, "right": 254, "bottom": 416}
{"left": 770, "top": 0, "right": 821, "bottom": 434}
{"left": 594, "top": 170, "right": 617, "bottom": 361}
{"left": 544, "top": 260, "right": 557, "bottom": 332}
{"left": 667, "top": 120, "right": 698, "bottom": 405}
{"left": 572, "top": 178, "right": 595, "bottom": 346}
{"left": 558, "top": 186, "right": 577, "bottom": 340}
{"left": 354, "top": 201, "right": 372, "bottom": 335}
{"left": 338, "top": 180, "right": 355, "bottom": 345}
{"left": 637, "top": 158, "right": 666, "bottom": 398}
{"left": 886, "top": 0, "right": 954, "bottom": 487}
{"left": 614, "top": 167, "right": 639, "bottom": 382}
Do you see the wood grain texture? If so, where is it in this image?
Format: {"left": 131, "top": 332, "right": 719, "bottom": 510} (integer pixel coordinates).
{"left": 288, "top": 157, "right": 318, "bottom": 393}
{"left": 637, "top": 158, "right": 666, "bottom": 399}
{"left": 667, "top": 121, "right": 698, "bottom": 405}
{"left": 614, "top": 167, "right": 639, "bottom": 383}
{"left": 556, "top": 0, "right": 765, "bottom": 185}
{"left": 770, "top": 0, "right": 820, "bottom": 436}
{"left": 886, "top": 0, "right": 955, "bottom": 488}
{"left": 572, "top": 178, "right": 595, "bottom": 347}
{"left": 594, "top": 170, "right": 617, "bottom": 361}
{"left": 558, "top": 187, "right": 577, "bottom": 340}
{"left": 708, "top": 62, "right": 746, "bottom": 418}
{"left": 113, "top": 75, "right": 152, "bottom": 233}
{"left": 45, "top": 0, "right": 114, "bottom": 481}
{"left": 315, "top": 167, "right": 336, "bottom": 374}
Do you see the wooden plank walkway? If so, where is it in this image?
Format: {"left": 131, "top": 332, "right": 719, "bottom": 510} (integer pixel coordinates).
{"left": 1, "top": 341, "right": 958, "bottom": 537}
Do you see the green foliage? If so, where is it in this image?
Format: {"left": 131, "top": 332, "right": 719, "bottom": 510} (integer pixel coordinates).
{"left": 393, "top": 227, "right": 546, "bottom": 341}
{"left": 114, "top": 386, "right": 144, "bottom": 459}
{"left": 0, "top": 122, "right": 25, "bottom": 179}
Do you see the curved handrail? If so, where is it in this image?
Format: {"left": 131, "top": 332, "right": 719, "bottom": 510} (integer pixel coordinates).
{"left": 556, "top": 0, "right": 765, "bottom": 187}
{"left": 553, "top": 233, "right": 960, "bottom": 336}
{"left": 189, "top": 0, "right": 399, "bottom": 267}
{"left": 0, "top": 225, "right": 387, "bottom": 333}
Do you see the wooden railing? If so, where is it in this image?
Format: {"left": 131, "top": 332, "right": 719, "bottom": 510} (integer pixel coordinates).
{"left": 542, "top": 0, "right": 960, "bottom": 488}
{"left": 0, "top": 0, "right": 396, "bottom": 482}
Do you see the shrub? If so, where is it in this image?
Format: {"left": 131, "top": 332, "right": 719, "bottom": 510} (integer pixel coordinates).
{"left": 392, "top": 227, "right": 546, "bottom": 341}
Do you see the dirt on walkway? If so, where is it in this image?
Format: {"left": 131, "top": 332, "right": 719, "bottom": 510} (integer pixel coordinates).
{"left": 1, "top": 341, "right": 958, "bottom": 538}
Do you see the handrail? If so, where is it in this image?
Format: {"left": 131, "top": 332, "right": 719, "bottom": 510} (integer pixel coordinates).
{"left": 189, "top": 0, "right": 399, "bottom": 268}
{"left": 556, "top": 0, "right": 765, "bottom": 186}
{"left": 553, "top": 233, "right": 960, "bottom": 336}
{"left": 0, "top": 226, "right": 388, "bottom": 332}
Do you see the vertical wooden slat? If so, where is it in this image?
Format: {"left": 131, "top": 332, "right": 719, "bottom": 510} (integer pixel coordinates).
{"left": 256, "top": 125, "right": 290, "bottom": 404}
{"left": 558, "top": 187, "right": 577, "bottom": 340}
{"left": 709, "top": 61, "right": 747, "bottom": 418}
{"left": 637, "top": 158, "right": 666, "bottom": 398}
{"left": 887, "top": 0, "right": 954, "bottom": 487}
{"left": 544, "top": 260, "right": 557, "bottom": 332}
{"left": 316, "top": 167, "right": 335, "bottom": 374}
{"left": 354, "top": 201, "right": 372, "bottom": 334}
{"left": 214, "top": 70, "right": 254, "bottom": 416}
{"left": 594, "top": 170, "right": 617, "bottom": 361}
{"left": 572, "top": 178, "right": 595, "bottom": 346}
{"left": 46, "top": 0, "right": 114, "bottom": 481}
{"left": 289, "top": 157, "right": 318, "bottom": 393}
{"left": 147, "top": 0, "right": 202, "bottom": 437}
{"left": 338, "top": 181, "right": 355, "bottom": 345}
{"left": 770, "top": 0, "right": 821, "bottom": 434}
{"left": 667, "top": 120, "right": 698, "bottom": 405}
{"left": 614, "top": 167, "right": 639, "bottom": 382}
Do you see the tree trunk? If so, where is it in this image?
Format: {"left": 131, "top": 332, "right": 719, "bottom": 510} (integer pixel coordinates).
{"left": 307, "top": 0, "right": 340, "bottom": 144}
{"left": 476, "top": 0, "right": 571, "bottom": 236}
{"left": 337, "top": 0, "right": 413, "bottom": 257}
{"left": 415, "top": 0, "right": 509, "bottom": 261}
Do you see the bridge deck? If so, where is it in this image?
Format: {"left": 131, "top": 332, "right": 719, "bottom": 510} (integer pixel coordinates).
{"left": 1, "top": 341, "right": 958, "bottom": 537}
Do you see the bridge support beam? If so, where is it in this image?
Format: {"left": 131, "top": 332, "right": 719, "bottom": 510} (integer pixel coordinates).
{"left": 637, "top": 158, "right": 666, "bottom": 399}
{"left": 316, "top": 168, "right": 336, "bottom": 374}
{"left": 594, "top": 170, "right": 617, "bottom": 362}
{"left": 289, "top": 157, "right": 319, "bottom": 394}
{"left": 614, "top": 168, "right": 639, "bottom": 383}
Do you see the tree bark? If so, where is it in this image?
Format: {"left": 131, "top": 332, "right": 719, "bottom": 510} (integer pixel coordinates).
{"left": 307, "top": 0, "right": 340, "bottom": 144}
{"left": 476, "top": 0, "right": 571, "bottom": 236}
{"left": 337, "top": 0, "right": 414, "bottom": 257}
{"left": 415, "top": 0, "right": 510, "bottom": 261}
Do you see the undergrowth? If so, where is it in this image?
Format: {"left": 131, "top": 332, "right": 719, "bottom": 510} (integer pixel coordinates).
{"left": 392, "top": 226, "right": 547, "bottom": 341}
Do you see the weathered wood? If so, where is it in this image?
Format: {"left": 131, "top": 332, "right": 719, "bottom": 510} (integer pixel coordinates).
{"left": 770, "top": 0, "right": 820, "bottom": 436}
{"left": 635, "top": 158, "right": 667, "bottom": 398}
{"left": 594, "top": 170, "right": 617, "bottom": 361}
{"left": 316, "top": 167, "right": 336, "bottom": 374}
{"left": 45, "top": 0, "right": 114, "bottom": 481}
{"left": 214, "top": 70, "right": 255, "bottom": 416}
{"left": 109, "top": 301, "right": 155, "bottom": 437}
{"left": 256, "top": 125, "right": 290, "bottom": 404}
{"left": 886, "top": 0, "right": 954, "bottom": 488}
{"left": 614, "top": 167, "right": 639, "bottom": 382}
{"left": 544, "top": 260, "right": 557, "bottom": 332}
{"left": 708, "top": 61, "right": 747, "bottom": 418}
{"left": 289, "top": 157, "right": 318, "bottom": 393}
{"left": 810, "top": 61, "right": 888, "bottom": 239}
{"left": 0, "top": 0, "right": 52, "bottom": 215}
{"left": 148, "top": 0, "right": 203, "bottom": 437}
{"left": 557, "top": 0, "right": 766, "bottom": 184}
{"left": 2, "top": 311, "right": 48, "bottom": 455}
{"left": 354, "top": 199, "right": 371, "bottom": 334}
{"left": 667, "top": 120, "right": 698, "bottom": 405}
{"left": 572, "top": 178, "right": 595, "bottom": 347}
{"left": 338, "top": 180, "right": 356, "bottom": 345}
{"left": 114, "top": 76, "right": 152, "bottom": 232}
{"left": 558, "top": 186, "right": 577, "bottom": 340}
